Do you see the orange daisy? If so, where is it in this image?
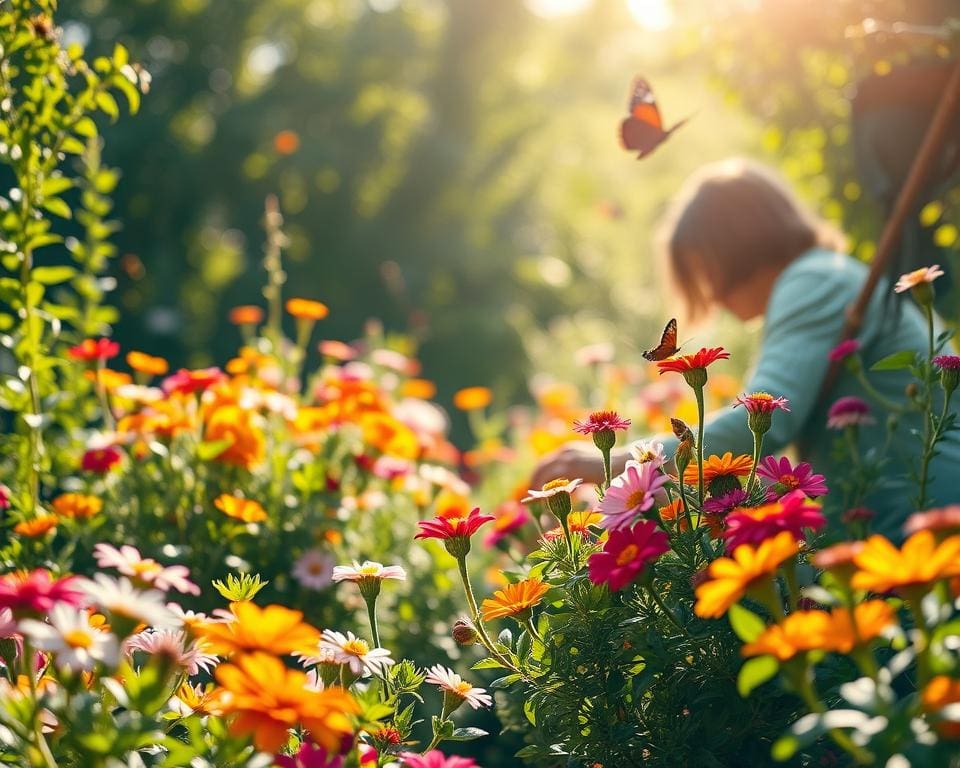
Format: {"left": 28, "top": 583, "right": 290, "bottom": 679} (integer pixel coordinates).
{"left": 453, "top": 386, "right": 492, "bottom": 411}
{"left": 214, "top": 494, "right": 268, "bottom": 523}
{"left": 51, "top": 493, "right": 103, "bottom": 520}
{"left": 922, "top": 676, "right": 960, "bottom": 739}
{"left": 14, "top": 516, "right": 58, "bottom": 537}
{"left": 682, "top": 452, "right": 753, "bottom": 486}
{"left": 194, "top": 602, "right": 322, "bottom": 657}
{"left": 286, "top": 298, "right": 329, "bottom": 321}
{"left": 126, "top": 351, "right": 169, "bottom": 377}
{"left": 228, "top": 306, "right": 264, "bottom": 326}
{"left": 694, "top": 531, "right": 798, "bottom": 619}
{"left": 481, "top": 578, "right": 549, "bottom": 622}
{"left": 851, "top": 531, "right": 960, "bottom": 594}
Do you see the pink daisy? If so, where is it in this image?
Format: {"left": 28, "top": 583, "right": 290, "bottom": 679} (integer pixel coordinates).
{"left": 828, "top": 339, "right": 861, "bottom": 362}
{"left": 424, "top": 664, "right": 493, "bottom": 710}
{"left": 933, "top": 355, "right": 960, "bottom": 370}
{"left": 827, "top": 396, "right": 873, "bottom": 430}
{"left": 93, "top": 543, "right": 200, "bottom": 596}
{"left": 588, "top": 520, "right": 670, "bottom": 592}
{"left": 0, "top": 570, "right": 85, "bottom": 616}
{"left": 756, "top": 456, "right": 828, "bottom": 499}
{"left": 124, "top": 628, "right": 217, "bottom": 676}
{"left": 721, "top": 490, "right": 826, "bottom": 550}
{"left": 572, "top": 410, "right": 631, "bottom": 435}
{"left": 702, "top": 488, "right": 749, "bottom": 516}
{"left": 598, "top": 460, "right": 669, "bottom": 530}
{"left": 733, "top": 392, "right": 790, "bottom": 414}
{"left": 399, "top": 752, "right": 478, "bottom": 768}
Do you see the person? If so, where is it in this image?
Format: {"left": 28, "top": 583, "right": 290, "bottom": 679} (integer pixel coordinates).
{"left": 530, "top": 158, "right": 960, "bottom": 535}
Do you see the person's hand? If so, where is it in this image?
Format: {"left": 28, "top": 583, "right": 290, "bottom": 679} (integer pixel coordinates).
{"left": 529, "top": 441, "right": 606, "bottom": 491}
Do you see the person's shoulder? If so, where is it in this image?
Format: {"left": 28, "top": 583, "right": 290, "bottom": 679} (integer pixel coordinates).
{"left": 767, "top": 248, "right": 863, "bottom": 319}
{"left": 780, "top": 248, "right": 867, "bottom": 283}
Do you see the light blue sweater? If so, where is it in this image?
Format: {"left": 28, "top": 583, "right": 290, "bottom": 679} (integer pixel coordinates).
{"left": 657, "top": 248, "right": 960, "bottom": 537}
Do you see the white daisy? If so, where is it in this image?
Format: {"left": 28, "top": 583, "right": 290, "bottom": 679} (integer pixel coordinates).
{"left": 424, "top": 664, "right": 493, "bottom": 710}
{"left": 80, "top": 574, "right": 181, "bottom": 630}
{"left": 332, "top": 561, "right": 407, "bottom": 583}
{"left": 629, "top": 439, "right": 668, "bottom": 469}
{"left": 319, "top": 629, "right": 394, "bottom": 677}
{"left": 292, "top": 549, "right": 335, "bottom": 590}
{"left": 19, "top": 604, "right": 119, "bottom": 673}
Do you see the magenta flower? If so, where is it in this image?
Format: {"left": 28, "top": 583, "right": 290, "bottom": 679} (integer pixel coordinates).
{"left": 733, "top": 392, "right": 790, "bottom": 414}
{"left": 0, "top": 570, "right": 85, "bottom": 617}
{"left": 756, "top": 456, "right": 828, "bottom": 499}
{"left": 827, "top": 396, "right": 873, "bottom": 430}
{"left": 484, "top": 502, "right": 530, "bottom": 548}
{"left": 702, "top": 488, "right": 749, "bottom": 516}
{"left": 933, "top": 355, "right": 960, "bottom": 370}
{"left": 721, "top": 490, "right": 826, "bottom": 550}
{"left": 400, "top": 752, "right": 478, "bottom": 768}
{"left": 0, "top": 484, "right": 10, "bottom": 511}
{"left": 828, "top": 339, "right": 861, "bottom": 363}
{"left": 161, "top": 367, "right": 226, "bottom": 395}
{"left": 598, "top": 460, "right": 669, "bottom": 530}
{"left": 415, "top": 507, "right": 494, "bottom": 542}
{"left": 573, "top": 410, "right": 631, "bottom": 435}
{"left": 275, "top": 741, "right": 345, "bottom": 768}
{"left": 588, "top": 520, "right": 669, "bottom": 591}
{"left": 81, "top": 446, "right": 123, "bottom": 474}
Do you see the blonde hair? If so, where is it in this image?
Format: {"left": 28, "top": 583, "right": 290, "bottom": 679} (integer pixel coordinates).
{"left": 657, "top": 158, "right": 846, "bottom": 320}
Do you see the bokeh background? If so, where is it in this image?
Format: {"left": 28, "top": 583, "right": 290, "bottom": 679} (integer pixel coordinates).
{"left": 60, "top": 0, "right": 957, "bottom": 439}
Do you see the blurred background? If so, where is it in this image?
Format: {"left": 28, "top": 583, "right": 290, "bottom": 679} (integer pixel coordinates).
{"left": 60, "top": 0, "right": 958, "bottom": 439}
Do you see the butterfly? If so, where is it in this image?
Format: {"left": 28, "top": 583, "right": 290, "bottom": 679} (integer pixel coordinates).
{"left": 641, "top": 318, "right": 680, "bottom": 361}
{"left": 619, "top": 77, "right": 690, "bottom": 159}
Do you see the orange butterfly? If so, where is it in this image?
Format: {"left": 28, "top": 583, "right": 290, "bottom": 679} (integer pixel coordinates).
{"left": 642, "top": 318, "right": 680, "bottom": 361}
{"left": 620, "top": 77, "right": 690, "bottom": 159}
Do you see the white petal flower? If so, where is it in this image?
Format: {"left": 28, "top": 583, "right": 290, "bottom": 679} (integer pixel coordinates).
{"left": 332, "top": 561, "right": 407, "bottom": 583}
{"left": 80, "top": 574, "right": 181, "bottom": 630}
{"left": 424, "top": 664, "right": 493, "bottom": 710}
{"left": 19, "top": 604, "right": 119, "bottom": 672}
{"left": 319, "top": 629, "right": 394, "bottom": 677}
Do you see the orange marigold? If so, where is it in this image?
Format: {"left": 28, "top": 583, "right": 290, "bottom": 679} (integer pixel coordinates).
{"left": 481, "top": 578, "right": 549, "bottom": 621}
{"left": 203, "top": 405, "right": 265, "bottom": 469}
{"left": 194, "top": 602, "right": 321, "bottom": 657}
{"left": 922, "top": 675, "right": 960, "bottom": 739}
{"left": 400, "top": 378, "right": 437, "bottom": 400}
{"left": 14, "top": 516, "right": 58, "bottom": 537}
{"left": 682, "top": 453, "right": 753, "bottom": 485}
{"left": 851, "top": 530, "right": 960, "bottom": 594}
{"left": 286, "top": 298, "right": 329, "bottom": 321}
{"left": 228, "top": 305, "right": 264, "bottom": 326}
{"left": 214, "top": 494, "right": 267, "bottom": 523}
{"left": 453, "top": 386, "right": 492, "bottom": 411}
{"left": 51, "top": 493, "right": 103, "bottom": 520}
{"left": 694, "top": 531, "right": 798, "bottom": 619}
{"left": 215, "top": 652, "right": 357, "bottom": 753}
{"left": 126, "top": 351, "right": 169, "bottom": 377}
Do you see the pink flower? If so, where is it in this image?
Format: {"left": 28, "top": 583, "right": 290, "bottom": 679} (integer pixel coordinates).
{"left": 733, "top": 392, "right": 790, "bottom": 414}
{"left": 372, "top": 456, "right": 413, "bottom": 480}
{"left": 293, "top": 550, "right": 336, "bottom": 590}
{"left": 399, "top": 752, "right": 478, "bottom": 768}
{"left": 828, "top": 339, "right": 861, "bottom": 362}
{"left": 598, "top": 460, "right": 669, "bottom": 530}
{"left": 81, "top": 446, "right": 123, "bottom": 474}
{"left": 331, "top": 561, "right": 406, "bottom": 583}
{"left": 484, "top": 501, "right": 530, "bottom": 547}
{"left": 93, "top": 543, "right": 200, "bottom": 595}
{"left": 827, "top": 396, "right": 873, "bottom": 430}
{"left": 933, "top": 355, "right": 960, "bottom": 370}
{"left": 573, "top": 410, "right": 631, "bottom": 435}
{"left": 274, "top": 741, "right": 345, "bottom": 768}
{"left": 903, "top": 505, "right": 960, "bottom": 536}
{"left": 414, "top": 508, "right": 494, "bottom": 542}
{"left": 588, "top": 520, "right": 669, "bottom": 591}
{"left": 424, "top": 664, "right": 493, "bottom": 709}
{"left": 721, "top": 490, "right": 826, "bottom": 550}
{"left": 756, "top": 456, "right": 828, "bottom": 499}
{"left": 124, "top": 629, "right": 218, "bottom": 676}
{"left": 0, "top": 484, "right": 10, "bottom": 511}
{"left": 702, "top": 488, "right": 749, "bottom": 516}
{"left": 894, "top": 264, "right": 944, "bottom": 293}
{"left": 0, "top": 570, "right": 85, "bottom": 616}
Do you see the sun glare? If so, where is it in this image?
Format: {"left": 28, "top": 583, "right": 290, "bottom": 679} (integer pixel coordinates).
{"left": 627, "top": 0, "right": 675, "bottom": 30}
{"left": 525, "top": 0, "right": 593, "bottom": 18}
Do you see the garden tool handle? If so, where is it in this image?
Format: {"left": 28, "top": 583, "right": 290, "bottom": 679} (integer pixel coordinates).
{"left": 820, "top": 55, "right": 960, "bottom": 398}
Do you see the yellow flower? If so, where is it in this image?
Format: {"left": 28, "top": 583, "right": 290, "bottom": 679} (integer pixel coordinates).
{"left": 694, "top": 531, "right": 798, "bottom": 619}
{"left": 194, "top": 602, "right": 321, "bottom": 657}
{"left": 851, "top": 531, "right": 960, "bottom": 594}
{"left": 682, "top": 452, "right": 753, "bottom": 485}
{"left": 126, "top": 351, "right": 169, "bottom": 377}
{"left": 84, "top": 368, "right": 132, "bottom": 390}
{"left": 453, "top": 386, "right": 492, "bottom": 411}
{"left": 481, "top": 578, "right": 549, "bottom": 622}
{"left": 285, "top": 298, "right": 329, "bottom": 321}
{"left": 51, "top": 493, "right": 103, "bottom": 520}
{"left": 215, "top": 652, "right": 357, "bottom": 753}
{"left": 214, "top": 494, "right": 268, "bottom": 523}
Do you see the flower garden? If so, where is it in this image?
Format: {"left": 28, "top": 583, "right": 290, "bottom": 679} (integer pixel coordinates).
{"left": 3, "top": 1, "right": 960, "bottom": 767}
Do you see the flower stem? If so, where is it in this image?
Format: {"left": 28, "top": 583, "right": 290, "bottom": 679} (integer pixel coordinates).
{"left": 646, "top": 584, "right": 686, "bottom": 634}
{"left": 601, "top": 448, "right": 612, "bottom": 491}
{"left": 364, "top": 595, "right": 381, "bottom": 650}
{"left": 694, "top": 386, "right": 706, "bottom": 506}
{"left": 455, "top": 556, "right": 519, "bottom": 673}
{"left": 746, "top": 431, "right": 763, "bottom": 497}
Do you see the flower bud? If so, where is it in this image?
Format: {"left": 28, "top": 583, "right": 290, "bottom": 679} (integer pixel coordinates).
{"left": 443, "top": 536, "right": 472, "bottom": 559}
{"left": 592, "top": 428, "right": 616, "bottom": 454}
{"left": 452, "top": 618, "right": 479, "bottom": 646}
{"left": 911, "top": 281, "right": 935, "bottom": 308}
{"left": 681, "top": 367, "right": 708, "bottom": 391}
{"left": 941, "top": 368, "right": 960, "bottom": 396}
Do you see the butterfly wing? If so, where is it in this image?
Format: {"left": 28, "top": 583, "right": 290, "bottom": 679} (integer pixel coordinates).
{"left": 619, "top": 117, "right": 667, "bottom": 158}
{"left": 621, "top": 77, "right": 691, "bottom": 159}
{"left": 641, "top": 318, "right": 679, "bottom": 361}
{"left": 627, "top": 78, "right": 663, "bottom": 128}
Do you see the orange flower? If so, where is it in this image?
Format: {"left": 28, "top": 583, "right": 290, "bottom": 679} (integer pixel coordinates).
{"left": 741, "top": 610, "right": 834, "bottom": 662}
{"left": 174, "top": 682, "right": 227, "bottom": 717}
{"left": 400, "top": 378, "right": 437, "bottom": 400}
{"left": 453, "top": 386, "right": 492, "bottom": 411}
{"left": 228, "top": 305, "right": 264, "bottom": 326}
{"left": 481, "top": 578, "right": 549, "bottom": 621}
{"left": 694, "top": 531, "right": 798, "bottom": 619}
{"left": 203, "top": 405, "right": 265, "bottom": 469}
{"left": 359, "top": 412, "right": 419, "bottom": 459}
{"left": 215, "top": 652, "right": 357, "bottom": 753}
{"left": 658, "top": 498, "right": 688, "bottom": 531}
{"left": 126, "top": 351, "right": 169, "bottom": 377}
{"left": 194, "top": 602, "right": 321, "bottom": 657}
{"left": 318, "top": 340, "right": 357, "bottom": 361}
{"left": 851, "top": 531, "right": 960, "bottom": 594}
{"left": 683, "top": 453, "right": 753, "bottom": 485}
{"left": 434, "top": 489, "right": 472, "bottom": 521}
{"left": 922, "top": 676, "right": 960, "bottom": 739}
{"left": 824, "top": 600, "right": 897, "bottom": 653}
{"left": 286, "top": 298, "right": 329, "bottom": 321}
{"left": 51, "top": 493, "right": 103, "bottom": 520}
{"left": 84, "top": 368, "right": 133, "bottom": 390}
{"left": 214, "top": 494, "right": 268, "bottom": 523}
{"left": 14, "top": 515, "right": 58, "bottom": 537}
{"left": 273, "top": 130, "right": 301, "bottom": 155}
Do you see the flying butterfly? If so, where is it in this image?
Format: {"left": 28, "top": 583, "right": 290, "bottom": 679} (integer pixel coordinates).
{"left": 620, "top": 77, "right": 690, "bottom": 159}
{"left": 642, "top": 318, "right": 680, "bottom": 361}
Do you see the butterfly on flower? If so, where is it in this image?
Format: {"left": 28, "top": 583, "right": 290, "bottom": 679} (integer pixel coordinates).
{"left": 642, "top": 318, "right": 680, "bottom": 362}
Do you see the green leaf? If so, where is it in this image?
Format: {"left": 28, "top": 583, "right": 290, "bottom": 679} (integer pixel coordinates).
{"left": 728, "top": 603, "right": 767, "bottom": 642}
{"left": 96, "top": 91, "right": 120, "bottom": 121}
{"left": 32, "top": 266, "right": 77, "bottom": 285}
{"left": 41, "top": 197, "right": 72, "bottom": 219}
{"left": 448, "top": 727, "right": 489, "bottom": 741}
{"left": 73, "top": 116, "right": 98, "bottom": 138}
{"left": 870, "top": 350, "right": 917, "bottom": 372}
{"left": 471, "top": 658, "right": 507, "bottom": 670}
{"left": 42, "top": 176, "right": 73, "bottom": 196}
{"left": 197, "top": 438, "right": 233, "bottom": 460}
{"left": 737, "top": 655, "right": 778, "bottom": 697}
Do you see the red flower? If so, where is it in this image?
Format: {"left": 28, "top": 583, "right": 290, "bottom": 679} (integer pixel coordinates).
{"left": 0, "top": 569, "right": 85, "bottom": 617}
{"left": 572, "top": 410, "right": 631, "bottom": 435}
{"left": 656, "top": 347, "right": 729, "bottom": 375}
{"left": 81, "top": 446, "right": 123, "bottom": 474}
{"left": 415, "top": 507, "right": 494, "bottom": 542}
{"left": 721, "top": 490, "right": 825, "bottom": 551}
{"left": 68, "top": 338, "right": 119, "bottom": 362}
{"left": 588, "top": 520, "right": 669, "bottom": 592}
{"left": 162, "top": 367, "right": 226, "bottom": 395}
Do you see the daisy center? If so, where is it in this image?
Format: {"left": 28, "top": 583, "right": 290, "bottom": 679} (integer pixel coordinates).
{"left": 778, "top": 474, "right": 800, "bottom": 489}
{"left": 542, "top": 478, "right": 571, "bottom": 491}
{"left": 132, "top": 560, "right": 163, "bottom": 577}
{"left": 453, "top": 681, "right": 472, "bottom": 696}
{"left": 625, "top": 490, "right": 648, "bottom": 510}
{"left": 342, "top": 639, "right": 369, "bottom": 656}
{"left": 616, "top": 544, "right": 640, "bottom": 566}
{"left": 359, "top": 565, "right": 380, "bottom": 576}
{"left": 307, "top": 563, "right": 325, "bottom": 575}
{"left": 64, "top": 629, "right": 93, "bottom": 649}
